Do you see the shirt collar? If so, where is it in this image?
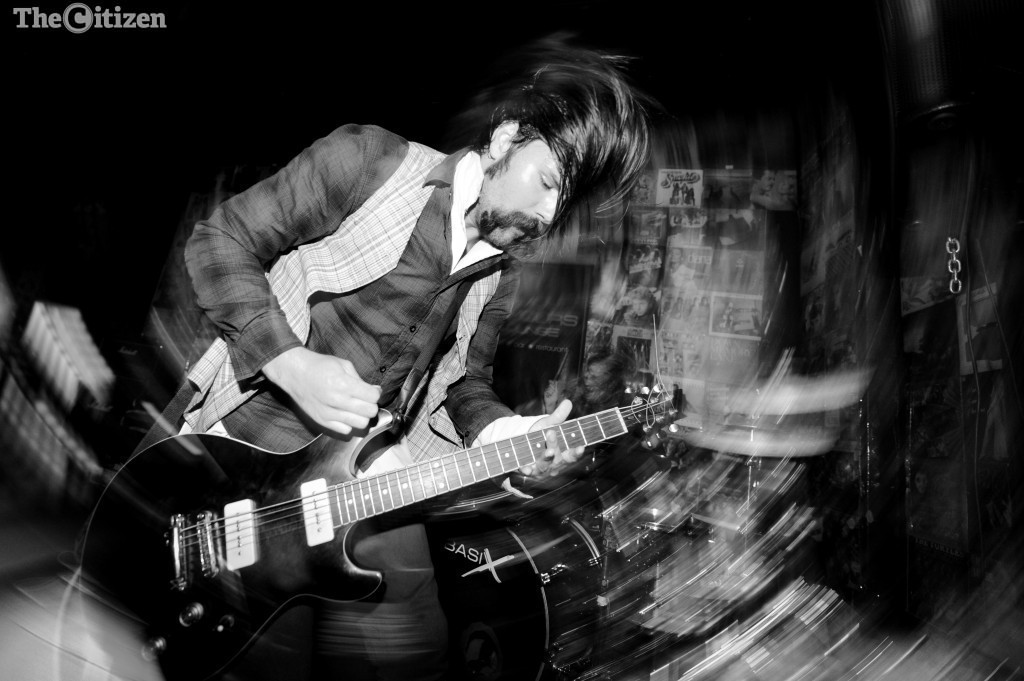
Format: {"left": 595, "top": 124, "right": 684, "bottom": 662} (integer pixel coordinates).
{"left": 424, "top": 147, "right": 471, "bottom": 188}
{"left": 425, "top": 148, "right": 506, "bottom": 269}
{"left": 448, "top": 151, "right": 502, "bottom": 271}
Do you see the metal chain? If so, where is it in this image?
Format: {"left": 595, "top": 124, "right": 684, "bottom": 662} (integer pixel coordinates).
{"left": 946, "top": 237, "right": 962, "bottom": 294}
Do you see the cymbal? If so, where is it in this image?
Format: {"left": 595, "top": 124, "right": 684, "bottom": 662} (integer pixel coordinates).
{"left": 677, "top": 425, "right": 838, "bottom": 458}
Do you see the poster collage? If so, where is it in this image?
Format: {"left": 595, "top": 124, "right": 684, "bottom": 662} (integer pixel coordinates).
{"left": 585, "top": 166, "right": 796, "bottom": 430}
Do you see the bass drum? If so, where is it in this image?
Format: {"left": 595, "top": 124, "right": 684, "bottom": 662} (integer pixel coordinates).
{"left": 427, "top": 512, "right": 603, "bottom": 681}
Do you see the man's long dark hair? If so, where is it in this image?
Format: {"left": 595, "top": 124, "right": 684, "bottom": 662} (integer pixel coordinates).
{"left": 461, "top": 36, "right": 654, "bottom": 236}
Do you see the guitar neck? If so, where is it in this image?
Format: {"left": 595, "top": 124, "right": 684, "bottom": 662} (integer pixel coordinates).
{"left": 326, "top": 407, "right": 628, "bottom": 524}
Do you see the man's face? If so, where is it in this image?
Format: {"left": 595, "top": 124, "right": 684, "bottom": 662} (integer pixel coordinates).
{"left": 476, "top": 137, "right": 561, "bottom": 252}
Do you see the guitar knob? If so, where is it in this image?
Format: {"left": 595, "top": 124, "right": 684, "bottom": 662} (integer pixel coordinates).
{"left": 178, "top": 602, "right": 205, "bottom": 627}
{"left": 216, "top": 614, "right": 236, "bottom": 633}
{"left": 142, "top": 636, "right": 167, "bottom": 661}
{"left": 642, "top": 433, "right": 662, "bottom": 450}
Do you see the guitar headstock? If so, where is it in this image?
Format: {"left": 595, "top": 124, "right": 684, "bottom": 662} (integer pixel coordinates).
{"left": 621, "top": 383, "right": 679, "bottom": 450}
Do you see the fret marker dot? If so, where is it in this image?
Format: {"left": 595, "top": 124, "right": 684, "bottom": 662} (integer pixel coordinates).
{"left": 363, "top": 494, "right": 369, "bottom": 500}
{"left": 475, "top": 462, "right": 481, "bottom": 467}
{"left": 383, "top": 490, "right": 388, "bottom": 496}
{"left": 402, "top": 483, "right": 408, "bottom": 489}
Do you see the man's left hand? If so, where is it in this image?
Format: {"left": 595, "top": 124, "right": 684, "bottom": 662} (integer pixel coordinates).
{"left": 518, "top": 399, "right": 586, "bottom": 478}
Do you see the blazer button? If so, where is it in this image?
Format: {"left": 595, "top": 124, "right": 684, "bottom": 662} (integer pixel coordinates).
{"left": 379, "top": 365, "right": 387, "bottom": 374}
{"left": 409, "top": 325, "right": 417, "bottom": 333}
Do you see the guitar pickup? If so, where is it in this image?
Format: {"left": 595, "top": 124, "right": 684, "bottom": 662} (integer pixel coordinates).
{"left": 223, "top": 499, "right": 258, "bottom": 570}
{"left": 195, "top": 511, "right": 220, "bottom": 578}
{"left": 300, "top": 479, "right": 335, "bottom": 547}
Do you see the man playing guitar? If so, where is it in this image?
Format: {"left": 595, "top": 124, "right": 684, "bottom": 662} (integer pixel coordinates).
{"left": 122, "top": 40, "right": 653, "bottom": 681}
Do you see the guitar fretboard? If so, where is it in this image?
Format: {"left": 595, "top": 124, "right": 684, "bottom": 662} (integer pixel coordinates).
{"left": 326, "top": 407, "right": 626, "bottom": 526}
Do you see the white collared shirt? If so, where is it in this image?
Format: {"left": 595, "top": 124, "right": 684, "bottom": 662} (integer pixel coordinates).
{"left": 449, "top": 152, "right": 501, "bottom": 274}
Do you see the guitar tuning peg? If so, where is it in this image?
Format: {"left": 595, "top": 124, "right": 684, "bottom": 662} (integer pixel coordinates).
{"left": 651, "top": 383, "right": 664, "bottom": 394}
{"left": 642, "top": 432, "right": 662, "bottom": 450}
{"left": 624, "top": 384, "right": 634, "bottom": 395}
{"left": 640, "top": 386, "right": 651, "bottom": 396}
{"left": 666, "top": 422, "right": 681, "bottom": 434}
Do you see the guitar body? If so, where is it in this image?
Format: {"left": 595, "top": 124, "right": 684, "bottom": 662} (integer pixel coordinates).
{"left": 79, "top": 418, "right": 397, "bottom": 681}
{"left": 78, "top": 394, "right": 667, "bottom": 681}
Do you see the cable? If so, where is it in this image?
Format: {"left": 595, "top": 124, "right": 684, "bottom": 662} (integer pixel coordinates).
{"left": 956, "top": 132, "right": 986, "bottom": 569}
{"left": 972, "top": 236, "right": 1022, "bottom": 421}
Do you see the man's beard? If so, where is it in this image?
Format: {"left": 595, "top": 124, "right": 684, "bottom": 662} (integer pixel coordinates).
{"left": 478, "top": 208, "right": 546, "bottom": 258}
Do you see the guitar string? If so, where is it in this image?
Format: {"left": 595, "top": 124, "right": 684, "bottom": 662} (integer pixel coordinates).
{"left": 174, "top": 400, "right": 667, "bottom": 556}
{"left": 191, "top": 431, "right": 557, "bottom": 550}
{"left": 195, "top": 406, "right": 623, "bottom": 527}
{"left": 172, "top": 399, "right": 668, "bottom": 553}
{"left": 174, "top": 400, "right": 668, "bottom": 554}
{"left": 176, "top": 411, "right": 625, "bottom": 550}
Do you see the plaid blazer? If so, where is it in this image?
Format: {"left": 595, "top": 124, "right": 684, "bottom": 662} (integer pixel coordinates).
{"left": 183, "top": 139, "right": 503, "bottom": 459}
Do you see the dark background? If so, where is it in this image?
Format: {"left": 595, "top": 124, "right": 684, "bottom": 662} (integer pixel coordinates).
{"left": 5, "top": 5, "right": 1023, "bottom": 674}
{"left": 7, "top": 1, "right": 862, "bottom": 351}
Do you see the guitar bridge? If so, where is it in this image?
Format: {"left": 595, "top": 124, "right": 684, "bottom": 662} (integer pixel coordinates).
{"left": 169, "top": 514, "right": 188, "bottom": 591}
{"left": 167, "top": 510, "right": 220, "bottom": 590}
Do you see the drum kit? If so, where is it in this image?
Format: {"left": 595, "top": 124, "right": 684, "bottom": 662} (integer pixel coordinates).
{"left": 421, "top": 355, "right": 861, "bottom": 679}
{"left": 424, "top": 402, "right": 811, "bottom": 681}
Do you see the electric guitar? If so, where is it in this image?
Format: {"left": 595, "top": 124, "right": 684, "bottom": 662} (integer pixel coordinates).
{"left": 78, "top": 389, "right": 673, "bottom": 681}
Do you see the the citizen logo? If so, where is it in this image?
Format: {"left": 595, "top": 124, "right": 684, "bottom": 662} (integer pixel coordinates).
{"left": 13, "top": 5, "right": 167, "bottom": 33}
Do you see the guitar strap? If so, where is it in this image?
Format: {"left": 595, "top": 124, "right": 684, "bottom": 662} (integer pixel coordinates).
{"left": 131, "top": 378, "right": 198, "bottom": 456}
{"left": 389, "top": 277, "right": 473, "bottom": 435}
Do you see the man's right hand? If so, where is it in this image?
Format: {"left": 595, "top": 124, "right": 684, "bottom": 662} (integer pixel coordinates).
{"left": 262, "top": 347, "right": 381, "bottom": 435}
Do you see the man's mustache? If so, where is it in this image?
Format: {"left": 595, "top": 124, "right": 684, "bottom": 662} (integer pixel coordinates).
{"left": 480, "top": 209, "right": 545, "bottom": 240}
